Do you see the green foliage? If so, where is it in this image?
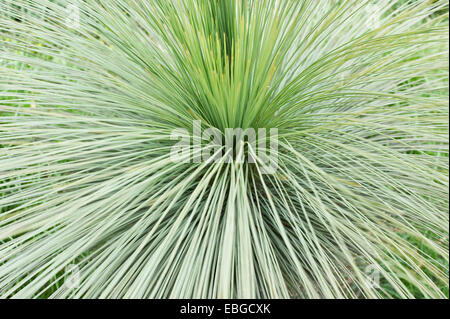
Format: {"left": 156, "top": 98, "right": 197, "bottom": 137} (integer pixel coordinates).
{"left": 0, "top": 0, "right": 448, "bottom": 298}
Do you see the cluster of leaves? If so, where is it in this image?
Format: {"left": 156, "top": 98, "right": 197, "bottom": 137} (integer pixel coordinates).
{"left": 0, "top": 0, "right": 448, "bottom": 298}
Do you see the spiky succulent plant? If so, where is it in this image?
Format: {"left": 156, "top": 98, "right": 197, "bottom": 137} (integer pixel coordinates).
{"left": 0, "top": 0, "right": 448, "bottom": 298}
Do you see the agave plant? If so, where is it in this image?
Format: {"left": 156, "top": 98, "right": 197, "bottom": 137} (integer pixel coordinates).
{"left": 0, "top": 0, "right": 448, "bottom": 299}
